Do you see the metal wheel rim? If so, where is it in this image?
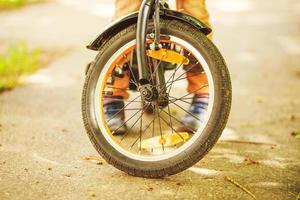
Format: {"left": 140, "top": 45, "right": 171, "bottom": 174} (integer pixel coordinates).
{"left": 93, "top": 36, "right": 215, "bottom": 161}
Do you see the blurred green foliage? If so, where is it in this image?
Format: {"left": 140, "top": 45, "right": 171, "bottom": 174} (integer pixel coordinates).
{"left": 0, "top": 42, "right": 41, "bottom": 92}
{"left": 0, "top": 0, "right": 44, "bottom": 9}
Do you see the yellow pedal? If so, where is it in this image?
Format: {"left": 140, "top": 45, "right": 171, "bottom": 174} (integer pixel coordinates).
{"left": 140, "top": 132, "right": 190, "bottom": 150}
{"left": 147, "top": 48, "right": 190, "bottom": 65}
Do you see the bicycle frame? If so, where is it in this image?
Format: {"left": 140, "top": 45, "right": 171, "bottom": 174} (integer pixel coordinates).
{"left": 86, "top": 0, "right": 212, "bottom": 83}
{"left": 136, "top": 0, "right": 161, "bottom": 84}
{"left": 136, "top": 0, "right": 171, "bottom": 105}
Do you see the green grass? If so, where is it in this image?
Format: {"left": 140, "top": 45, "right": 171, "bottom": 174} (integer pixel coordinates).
{"left": 0, "top": 0, "right": 45, "bottom": 9}
{"left": 0, "top": 42, "right": 41, "bottom": 92}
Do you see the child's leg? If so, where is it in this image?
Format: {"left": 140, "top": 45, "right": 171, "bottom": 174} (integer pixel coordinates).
{"left": 176, "top": 0, "right": 212, "bottom": 39}
{"left": 111, "top": 71, "right": 130, "bottom": 99}
{"left": 107, "top": 0, "right": 143, "bottom": 103}
{"left": 114, "top": 0, "right": 142, "bottom": 20}
{"left": 113, "top": 0, "right": 211, "bottom": 97}
{"left": 186, "top": 71, "right": 209, "bottom": 94}
{"left": 177, "top": 0, "right": 211, "bottom": 95}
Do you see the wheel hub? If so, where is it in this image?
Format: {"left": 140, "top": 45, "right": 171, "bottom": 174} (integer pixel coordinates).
{"left": 139, "top": 84, "right": 169, "bottom": 108}
{"left": 139, "top": 84, "right": 158, "bottom": 102}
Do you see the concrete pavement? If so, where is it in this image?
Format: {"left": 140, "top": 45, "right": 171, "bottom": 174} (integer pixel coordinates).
{"left": 0, "top": 0, "right": 299, "bottom": 199}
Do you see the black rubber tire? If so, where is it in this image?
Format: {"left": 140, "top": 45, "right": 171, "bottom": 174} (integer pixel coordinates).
{"left": 82, "top": 19, "right": 232, "bottom": 178}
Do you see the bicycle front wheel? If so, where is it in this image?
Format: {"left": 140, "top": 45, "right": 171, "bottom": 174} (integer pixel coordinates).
{"left": 82, "top": 19, "right": 231, "bottom": 178}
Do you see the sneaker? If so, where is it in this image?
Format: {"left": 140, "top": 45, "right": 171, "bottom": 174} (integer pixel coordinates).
{"left": 181, "top": 94, "right": 209, "bottom": 132}
{"left": 104, "top": 96, "right": 127, "bottom": 135}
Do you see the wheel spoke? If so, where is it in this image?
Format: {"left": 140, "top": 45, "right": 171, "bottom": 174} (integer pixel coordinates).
{"left": 120, "top": 105, "right": 150, "bottom": 141}
{"left": 152, "top": 113, "right": 155, "bottom": 153}
{"left": 106, "top": 95, "right": 141, "bottom": 123}
{"left": 162, "top": 63, "right": 201, "bottom": 91}
{"left": 155, "top": 103, "right": 164, "bottom": 151}
{"left": 165, "top": 47, "right": 184, "bottom": 89}
{"left": 123, "top": 54, "right": 139, "bottom": 86}
{"left": 106, "top": 86, "right": 130, "bottom": 91}
{"left": 147, "top": 56, "right": 155, "bottom": 85}
{"left": 130, "top": 119, "right": 154, "bottom": 149}
{"left": 175, "top": 72, "right": 204, "bottom": 82}
{"left": 150, "top": 59, "right": 163, "bottom": 82}
{"left": 167, "top": 103, "right": 174, "bottom": 133}
{"left": 139, "top": 106, "right": 144, "bottom": 151}
{"left": 104, "top": 97, "right": 142, "bottom": 103}
{"left": 167, "top": 63, "right": 180, "bottom": 94}
{"left": 107, "top": 108, "right": 143, "bottom": 112}
{"left": 160, "top": 109, "right": 196, "bottom": 133}
{"left": 158, "top": 113, "right": 185, "bottom": 141}
{"left": 129, "top": 79, "right": 138, "bottom": 87}
{"left": 177, "top": 84, "right": 209, "bottom": 100}
{"left": 129, "top": 108, "right": 163, "bottom": 149}
{"left": 155, "top": 71, "right": 203, "bottom": 89}
{"left": 111, "top": 109, "right": 142, "bottom": 135}
{"left": 171, "top": 101, "right": 201, "bottom": 121}
{"left": 169, "top": 96, "right": 191, "bottom": 105}
{"left": 164, "top": 63, "right": 184, "bottom": 87}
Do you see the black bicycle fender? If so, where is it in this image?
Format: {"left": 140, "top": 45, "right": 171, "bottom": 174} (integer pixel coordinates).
{"left": 87, "top": 9, "right": 212, "bottom": 51}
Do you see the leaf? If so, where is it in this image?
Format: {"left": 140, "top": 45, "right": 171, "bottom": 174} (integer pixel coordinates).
{"left": 63, "top": 173, "right": 71, "bottom": 177}
{"left": 291, "top": 131, "right": 300, "bottom": 139}
{"left": 88, "top": 191, "right": 96, "bottom": 197}
{"left": 82, "top": 155, "right": 105, "bottom": 165}
{"left": 255, "top": 97, "right": 264, "bottom": 104}
{"left": 244, "top": 158, "right": 260, "bottom": 165}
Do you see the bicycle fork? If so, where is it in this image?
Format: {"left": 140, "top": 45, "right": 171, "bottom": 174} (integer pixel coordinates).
{"left": 136, "top": 0, "right": 169, "bottom": 108}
